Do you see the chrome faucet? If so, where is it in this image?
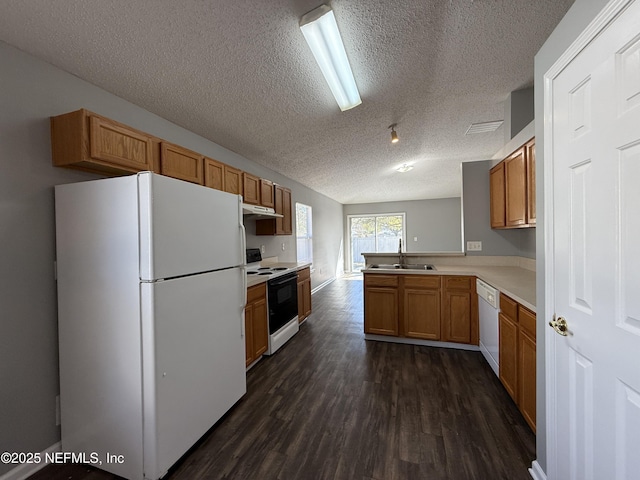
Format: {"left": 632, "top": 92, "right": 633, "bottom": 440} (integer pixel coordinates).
{"left": 398, "top": 239, "right": 405, "bottom": 266}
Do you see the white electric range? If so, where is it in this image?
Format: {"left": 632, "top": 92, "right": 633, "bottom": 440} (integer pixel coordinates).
{"left": 245, "top": 249, "right": 299, "bottom": 354}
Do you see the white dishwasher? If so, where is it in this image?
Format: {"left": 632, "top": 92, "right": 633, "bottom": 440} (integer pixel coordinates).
{"left": 477, "top": 278, "right": 499, "bottom": 377}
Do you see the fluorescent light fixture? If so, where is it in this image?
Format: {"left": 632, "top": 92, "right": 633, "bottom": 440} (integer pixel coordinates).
{"left": 300, "top": 4, "right": 361, "bottom": 111}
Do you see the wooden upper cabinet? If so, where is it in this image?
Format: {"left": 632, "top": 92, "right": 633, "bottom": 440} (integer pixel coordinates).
{"left": 260, "top": 179, "right": 275, "bottom": 208}
{"left": 51, "top": 109, "right": 155, "bottom": 175}
{"left": 525, "top": 139, "right": 536, "bottom": 225}
{"left": 160, "top": 142, "right": 204, "bottom": 185}
{"left": 224, "top": 165, "right": 243, "bottom": 195}
{"left": 255, "top": 184, "right": 292, "bottom": 236}
{"left": 204, "top": 157, "right": 225, "bottom": 191}
{"left": 242, "top": 172, "right": 261, "bottom": 205}
{"left": 490, "top": 137, "right": 536, "bottom": 229}
{"left": 505, "top": 146, "right": 527, "bottom": 227}
{"left": 280, "top": 187, "right": 292, "bottom": 235}
{"left": 490, "top": 162, "right": 506, "bottom": 228}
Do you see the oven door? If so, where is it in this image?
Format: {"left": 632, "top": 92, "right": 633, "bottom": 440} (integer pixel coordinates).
{"left": 267, "top": 272, "right": 298, "bottom": 333}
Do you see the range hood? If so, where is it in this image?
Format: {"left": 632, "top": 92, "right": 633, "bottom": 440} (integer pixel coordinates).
{"left": 242, "top": 203, "right": 283, "bottom": 219}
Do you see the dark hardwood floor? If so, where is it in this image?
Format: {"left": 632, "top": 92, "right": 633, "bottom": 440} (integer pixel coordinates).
{"left": 31, "top": 275, "right": 535, "bottom": 480}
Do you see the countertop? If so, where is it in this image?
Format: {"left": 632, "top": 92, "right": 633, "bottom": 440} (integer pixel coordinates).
{"left": 246, "top": 262, "right": 312, "bottom": 288}
{"left": 362, "top": 264, "right": 536, "bottom": 312}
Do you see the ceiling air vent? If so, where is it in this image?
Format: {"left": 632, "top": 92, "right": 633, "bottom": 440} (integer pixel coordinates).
{"left": 465, "top": 120, "right": 504, "bottom": 135}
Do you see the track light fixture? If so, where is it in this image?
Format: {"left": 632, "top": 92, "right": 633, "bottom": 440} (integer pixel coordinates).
{"left": 389, "top": 124, "right": 399, "bottom": 143}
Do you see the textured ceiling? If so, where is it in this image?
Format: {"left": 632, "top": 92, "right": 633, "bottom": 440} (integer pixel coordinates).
{"left": 0, "top": 0, "right": 573, "bottom": 204}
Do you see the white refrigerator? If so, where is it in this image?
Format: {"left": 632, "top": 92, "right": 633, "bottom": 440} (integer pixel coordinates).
{"left": 55, "top": 172, "right": 247, "bottom": 480}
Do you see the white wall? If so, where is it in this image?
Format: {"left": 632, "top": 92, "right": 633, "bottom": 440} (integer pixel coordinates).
{"left": 0, "top": 40, "right": 343, "bottom": 475}
{"left": 534, "top": 0, "right": 610, "bottom": 473}
{"left": 462, "top": 160, "right": 536, "bottom": 258}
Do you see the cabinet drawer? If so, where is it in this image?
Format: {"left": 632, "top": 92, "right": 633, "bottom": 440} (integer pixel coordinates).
{"left": 247, "top": 283, "right": 266, "bottom": 304}
{"left": 500, "top": 293, "right": 518, "bottom": 322}
{"left": 519, "top": 306, "right": 536, "bottom": 339}
{"left": 403, "top": 275, "right": 440, "bottom": 289}
{"left": 365, "top": 274, "right": 399, "bottom": 288}
{"left": 443, "top": 276, "right": 473, "bottom": 290}
{"left": 297, "top": 267, "right": 310, "bottom": 282}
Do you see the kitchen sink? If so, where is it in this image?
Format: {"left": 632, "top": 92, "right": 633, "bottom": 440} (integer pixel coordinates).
{"left": 369, "top": 263, "right": 436, "bottom": 271}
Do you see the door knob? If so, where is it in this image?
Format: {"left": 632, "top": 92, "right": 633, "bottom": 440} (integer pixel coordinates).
{"left": 549, "top": 316, "right": 569, "bottom": 336}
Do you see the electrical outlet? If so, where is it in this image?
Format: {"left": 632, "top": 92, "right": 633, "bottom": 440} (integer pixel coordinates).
{"left": 467, "top": 241, "right": 482, "bottom": 251}
{"left": 260, "top": 245, "right": 265, "bottom": 254}
{"left": 413, "top": 237, "right": 418, "bottom": 242}
{"left": 281, "top": 243, "right": 285, "bottom": 251}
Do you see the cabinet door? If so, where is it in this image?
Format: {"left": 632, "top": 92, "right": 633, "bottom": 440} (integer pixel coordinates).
{"left": 252, "top": 298, "right": 268, "bottom": 358}
{"left": 297, "top": 268, "right": 312, "bottom": 322}
{"left": 260, "top": 179, "right": 274, "bottom": 208}
{"left": 490, "top": 162, "right": 506, "bottom": 228}
{"left": 242, "top": 173, "right": 260, "bottom": 205}
{"left": 364, "top": 287, "right": 398, "bottom": 336}
{"left": 89, "top": 114, "right": 154, "bottom": 172}
{"left": 281, "top": 188, "right": 292, "bottom": 235}
{"left": 244, "top": 305, "right": 254, "bottom": 367}
{"left": 442, "top": 290, "right": 473, "bottom": 343}
{"left": 505, "top": 147, "right": 527, "bottom": 227}
{"left": 404, "top": 288, "right": 441, "bottom": 340}
{"left": 499, "top": 312, "right": 518, "bottom": 402}
{"left": 303, "top": 279, "right": 311, "bottom": 319}
{"left": 519, "top": 330, "right": 536, "bottom": 432}
{"left": 525, "top": 139, "right": 536, "bottom": 225}
{"left": 160, "top": 142, "right": 204, "bottom": 185}
{"left": 297, "top": 280, "right": 305, "bottom": 321}
{"left": 224, "top": 165, "right": 243, "bottom": 195}
{"left": 204, "top": 157, "right": 224, "bottom": 191}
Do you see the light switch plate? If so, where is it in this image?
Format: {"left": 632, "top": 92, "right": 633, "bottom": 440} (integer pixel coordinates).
{"left": 467, "top": 241, "right": 482, "bottom": 251}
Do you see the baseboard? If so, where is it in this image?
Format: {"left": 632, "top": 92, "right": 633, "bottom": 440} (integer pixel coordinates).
{"left": 311, "top": 276, "right": 335, "bottom": 295}
{"left": 529, "top": 460, "right": 546, "bottom": 480}
{"left": 0, "top": 442, "right": 61, "bottom": 480}
{"left": 364, "top": 334, "right": 481, "bottom": 352}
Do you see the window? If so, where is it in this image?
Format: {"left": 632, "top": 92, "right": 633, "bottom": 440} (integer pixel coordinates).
{"left": 296, "top": 203, "right": 313, "bottom": 264}
{"left": 348, "top": 213, "right": 405, "bottom": 271}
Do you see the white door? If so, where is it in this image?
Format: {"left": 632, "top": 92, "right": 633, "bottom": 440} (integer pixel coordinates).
{"left": 138, "top": 172, "right": 244, "bottom": 281}
{"left": 141, "top": 268, "right": 246, "bottom": 479}
{"left": 547, "top": 1, "right": 640, "bottom": 479}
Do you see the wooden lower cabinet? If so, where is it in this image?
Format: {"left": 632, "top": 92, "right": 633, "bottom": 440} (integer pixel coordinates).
{"left": 364, "top": 274, "right": 399, "bottom": 336}
{"left": 519, "top": 329, "right": 537, "bottom": 432}
{"left": 499, "top": 293, "right": 536, "bottom": 432}
{"left": 499, "top": 312, "right": 519, "bottom": 400}
{"left": 364, "top": 274, "right": 477, "bottom": 345}
{"left": 403, "top": 276, "right": 441, "bottom": 340}
{"left": 442, "top": 276, "right": 477, "bottom": 344}
{"left": 297, "top": 267, "right": 312, "bottom": 323}
{"left": 245, "top": 283, "right": 268, "bottom": 367}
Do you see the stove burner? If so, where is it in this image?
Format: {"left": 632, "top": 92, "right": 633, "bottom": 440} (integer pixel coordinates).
{"left": 258, "top": 267, "right": 271, "bottom": 271}
{"left": 272, "top": 267, "right": 288, "bottom": 271}
{"left": 247, "top": 271, "right": 258, "bottom": 275}
{"left": 258, "top": 272, "right": 273, "bottom": 275}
